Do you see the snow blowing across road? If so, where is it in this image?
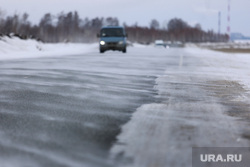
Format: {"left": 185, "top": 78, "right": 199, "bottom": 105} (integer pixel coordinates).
{"left": 1, "top": 37, "right": 250, "bottom": 167}
{"left": 0, "top": 36, "right": 97, "bottom": 60}
{"left": 110, "top": 48, "right": 250, "bottom": 167}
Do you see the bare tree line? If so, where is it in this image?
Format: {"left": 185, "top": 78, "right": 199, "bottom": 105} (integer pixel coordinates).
{"left": 128, "top": 18, "right": 228, "bottom": 43}
{"left": 0, "top": 11, "right": 229, "bottom": 43}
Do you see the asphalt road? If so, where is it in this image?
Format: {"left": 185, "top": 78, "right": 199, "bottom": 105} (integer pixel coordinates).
{"left": 0, "top": 46, "right": 249, "bottom": 167}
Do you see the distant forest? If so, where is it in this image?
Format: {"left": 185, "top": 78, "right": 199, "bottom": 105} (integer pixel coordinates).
{"left": 0, "top": 11, "right": 229, "bottom": 43}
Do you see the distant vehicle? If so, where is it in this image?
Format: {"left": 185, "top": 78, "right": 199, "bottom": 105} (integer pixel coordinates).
{"left": 154, "top": 40, "right": 167, "bottom": 48}
{"left": 97, "top": 26, "right": 127, "bottom": 53}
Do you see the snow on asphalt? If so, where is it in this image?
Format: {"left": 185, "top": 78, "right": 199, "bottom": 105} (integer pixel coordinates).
{"left": 110, "top": 48, "right": 250, "bottom": 167}
{"left": 1, "top": 37, "right": 250, "bottom": 167}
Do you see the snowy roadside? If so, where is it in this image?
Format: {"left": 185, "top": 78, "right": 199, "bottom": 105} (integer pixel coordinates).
{"left": 110, "top": 47, "right": 250, "bottom": 167}
{"left": 186, "top": 47, "right": 250, "bottom": 91}
{"left": 186, "top": 41, "right": 250, "bottom": 53}
{"left": 187, "top": 40, "right": 250, "bottom": 49}
{"left": 0, "top": 36, "right": 98, "bottom": 60}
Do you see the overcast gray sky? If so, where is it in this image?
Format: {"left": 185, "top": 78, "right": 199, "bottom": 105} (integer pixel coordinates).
{"left": 1, "top": 0, "right": 249, "bottom": 36}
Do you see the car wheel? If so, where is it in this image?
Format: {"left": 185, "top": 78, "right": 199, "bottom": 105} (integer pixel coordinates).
{"left": 122, "top": 48, "right": 126, "bottom": 53}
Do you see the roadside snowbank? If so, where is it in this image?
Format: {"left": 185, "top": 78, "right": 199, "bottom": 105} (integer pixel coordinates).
{"left": 185, "top": 47, "right": 250, "bottom": 91}
{"left": 192, "top": 41, "right": 250, "bottom": 49}
{"left": 0, "top": 36, "right": 98, "bottom": 60}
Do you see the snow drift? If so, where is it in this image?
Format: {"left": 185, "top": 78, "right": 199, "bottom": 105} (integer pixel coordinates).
{"left": 0, "top": 36, "right": 97, "bottom": 60}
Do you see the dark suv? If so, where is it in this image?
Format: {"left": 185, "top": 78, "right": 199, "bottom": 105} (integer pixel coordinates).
{"left": 97, "top": 26, "right": 127, "bottom": 53}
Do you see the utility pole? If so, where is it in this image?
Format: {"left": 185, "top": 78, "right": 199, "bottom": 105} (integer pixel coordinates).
{"left": 218, "top": 11, "right": 221, "bottom": 34}
{"left": 227, "top": 0, "right": 231, "bottom": 40}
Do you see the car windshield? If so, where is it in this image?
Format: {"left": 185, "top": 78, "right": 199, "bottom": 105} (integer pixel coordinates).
{"left": 101, "top": 28, "right": 124, "bottom": 37}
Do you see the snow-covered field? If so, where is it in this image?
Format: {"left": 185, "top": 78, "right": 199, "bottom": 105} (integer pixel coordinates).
{"left": 0, "top": 36, "right": 97, "bottom": 60}
{"left": 192, "top": 40, "right": 250, "bottom": 49}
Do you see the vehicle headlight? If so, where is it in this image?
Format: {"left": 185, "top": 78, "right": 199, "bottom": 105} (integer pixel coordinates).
{"left": 100, "top": 41, "right": 105, "bottom": 45}
{"left": 118, "top": 41, "right": 124, "bottom": 45}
